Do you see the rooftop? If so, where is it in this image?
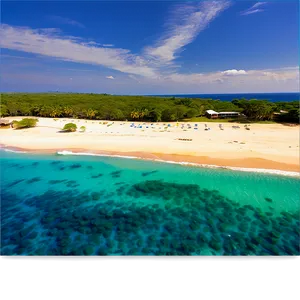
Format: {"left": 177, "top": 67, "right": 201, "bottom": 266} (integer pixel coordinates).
{"left": 206, "top": 110, "right": 218, "bottom": 115}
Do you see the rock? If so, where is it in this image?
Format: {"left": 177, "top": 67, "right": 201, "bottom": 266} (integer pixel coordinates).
{"left": 98, "top": 247, "right": 108, "bottom": 255}
{"left": 69, "top": 163, "right": 82, "bottom": 169}
{"left": 83, "top": 246, "right": 95, "bottom": 255}
{"left": 91, "top": 192, "right": 101, "bottom": 201}
{"left": 26, "top": 177, "right": 41, "bottom": 184}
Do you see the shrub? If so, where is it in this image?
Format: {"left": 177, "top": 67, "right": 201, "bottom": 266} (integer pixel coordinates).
{"left": 63, "top": 123, "right": 77, "bottom": 132}
{"left": 80, "top": 126, "right": 86, "bottom": 132}
{"left": 13, "top": 118, "right": 38, "bottom": 129}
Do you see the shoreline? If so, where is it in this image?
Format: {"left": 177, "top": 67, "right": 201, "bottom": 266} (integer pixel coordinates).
{"left": 1, "top": 145, "right": 299, "bottom": 177}
{"left": 1, "top": 117, "right": 299, "bottom": 176}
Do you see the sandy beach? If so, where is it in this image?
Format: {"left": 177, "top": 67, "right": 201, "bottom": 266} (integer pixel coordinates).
{"left": 1, "top": 117, "right": 299, "bottom": 173}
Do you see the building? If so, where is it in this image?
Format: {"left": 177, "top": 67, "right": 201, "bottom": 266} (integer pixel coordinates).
{"left": 205, "top": 110, "right": 219, "bottom": 119}
{"left": 218, "top": 112, "right": 240, "bottom": 118}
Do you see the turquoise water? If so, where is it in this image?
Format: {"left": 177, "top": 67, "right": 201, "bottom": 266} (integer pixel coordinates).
{"left": 1, "top": 150, "right": 299, "bottom": 255}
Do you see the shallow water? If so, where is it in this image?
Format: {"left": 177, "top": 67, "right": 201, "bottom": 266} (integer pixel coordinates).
{"left": 1, "top": 150, "right": 299, "bottom": 255}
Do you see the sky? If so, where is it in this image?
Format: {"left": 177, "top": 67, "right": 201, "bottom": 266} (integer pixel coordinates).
{"left": 0, "top": 0, "right": 299, "bottom": 94}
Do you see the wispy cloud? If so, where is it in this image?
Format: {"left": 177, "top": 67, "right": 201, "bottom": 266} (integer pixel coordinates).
{"left": 49, "top": 16, "right": 85, "bottom": 28}
{"left": 240, "top": 2, "right": 267, "bottom": 16}
{"left": 0, "top": 24, "right": 158, "bottom": 78}
{"left": 0, "top": 2, "right": 230, "bottom": 81}
{"left": 1, "top": 1, "right": 295, "bottom": 92}
{"left": 163, "top": 66, "right": 299, "bottom": 85}
{"left": 251, "top": 2, "right": 267, "bottom": 9}
{"left": 144, "top": 1, "right": 231, "bottom": 64}
{"left": 2, "top": 64, "right": 298, "bottom": 94}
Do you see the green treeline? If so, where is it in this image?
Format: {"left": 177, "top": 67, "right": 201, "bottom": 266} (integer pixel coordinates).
{"left": 0, "top": 93, "right": 299, "bottom": 123}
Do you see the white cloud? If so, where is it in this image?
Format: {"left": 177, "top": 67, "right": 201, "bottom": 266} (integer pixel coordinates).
{"left": 240, "top": 2, "right": 267, "bottom": 16}
{"left": 0, "top": 3, "right": 239, "bottom": 85}
{"left": 2, "top": 65, "right": 298, "bottom": 94}
{"left": 1, "top": 2, "right": 297, "bottom": 93}
{"left": 144, "top": 1, "right": 231, "bottom": 64}
{"left": 222, "top": 69, "right": 247, "bottom": 76}
{"left": 0, "top": 24, "right": 158, "bottom": 78}
{"left": 163, "top": 67, "right": 298, "bottom": 85}
{"left": 241, "top": 9, "right": 264, "bottom": 16}
{"left": 251, "top": 2, "right": 267, "bottom": 9}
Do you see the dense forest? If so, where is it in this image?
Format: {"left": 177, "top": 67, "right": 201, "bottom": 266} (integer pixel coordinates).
{"left": 0, "top": 93, "right": 299, "bottom": 123}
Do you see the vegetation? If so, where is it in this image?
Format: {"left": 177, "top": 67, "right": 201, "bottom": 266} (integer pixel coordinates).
{"left": 79, "top": 126, "right": 86, "bottom": 132}
{"left": 12, "top": 118, "right": 38, "bottom": 129}
{"left": 0, "top": 93, "right": 299, "bottom": 123}
{"left": 62, "top": 123, "right": 77, "bottom": 132}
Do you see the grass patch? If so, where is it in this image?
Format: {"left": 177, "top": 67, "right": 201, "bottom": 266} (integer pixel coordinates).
{"left": 183, "top": 117, "right": 233, "bottom": 123}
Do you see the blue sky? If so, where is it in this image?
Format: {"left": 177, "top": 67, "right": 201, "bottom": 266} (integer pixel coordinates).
{"left": 0, "top": 0, "right": 299, "bottom": 94}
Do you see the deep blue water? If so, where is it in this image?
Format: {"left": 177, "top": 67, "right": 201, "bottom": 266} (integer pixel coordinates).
{"left": 152, "top": 93, "right": 299, "bottom": 102}
{"left": 1, "top": 150, "right": 299, "bottom": 256}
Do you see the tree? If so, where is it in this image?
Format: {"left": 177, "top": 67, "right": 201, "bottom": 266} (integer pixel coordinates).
{"left": 7, "top": 102, "right": 20, "bottom": 116}
{"left": 1, "top": 93, "right": 299, "bottom": 124}
{"left": 18, "top": 104, "right": 32, "bottom": 116}
{"left": 185, "top": 108, "right": 198, "bottom": 118}
{"left": 276, "top": 108, "right": 299, "bottom": 123}
{"left": 162, "top": 109, "right": 176, "bottom": 121}
{"left": 109, "top": 109, "right": 125, "bottom": 120}
{"left": 63, "top": 106, "right": 74, "bottom": 117}
{"left": 39, "top": 106, "right": 52, "bottom": 117}
{"left": 130, "top": 110, "right": 140, "bottom": 120}
{"left": 63, "top": 123, "right": 77, "bottom": 132}
{"left": 49, "top": 106, "right": 62, "bottom": 118}
{"left": 13, "top": 118, "right": 38, "bottom": 129}
{"left": 175, "top": 98, "right": 193, "bottom": 106}
{"left": 149, "top": 108, "right": 162, "bottom": 122}
{"left": 172, "top": 107, "right": 186, "bottom": 120}
{"left": 31, "top": 106, "right": 42, "bottom": 116}
{"left": 0, "top": 104, "right": 9, "bottom": 117}
{"left": 84, "top": 108, "right": 97, "bottom": 119}
{"left": 243, "top": 101, "right": 275, "bottom": 120}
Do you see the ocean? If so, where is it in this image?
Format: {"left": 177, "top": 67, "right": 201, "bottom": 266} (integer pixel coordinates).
{"left": 152, "top": 92, "right": 299, "bottom": 102}
{"left": 1, "top": 150, "right": 299, "bottom": 256}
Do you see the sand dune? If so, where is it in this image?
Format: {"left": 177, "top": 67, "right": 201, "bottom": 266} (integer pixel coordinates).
{"left": 1, "top": 117, "right": 299, "bottom": 172}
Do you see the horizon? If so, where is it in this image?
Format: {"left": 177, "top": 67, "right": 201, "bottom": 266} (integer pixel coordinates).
{"left": 1, "top": 0, "right": 299, "bottom": 94}
{"left": 1, "top": 91, "right": 299, "bottom": 95}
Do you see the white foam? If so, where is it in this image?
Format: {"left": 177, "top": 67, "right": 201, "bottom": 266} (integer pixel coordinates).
{"left": 56, "top": 150, "right": 300, "bottom": 178}
{"left": 57, "top": 150, "right": 138, "bottom": 159}
{"left": 3, "top": 148, "right": 27, "bottom": 154}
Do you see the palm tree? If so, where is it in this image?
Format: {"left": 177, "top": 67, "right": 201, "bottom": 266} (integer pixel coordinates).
{"left": 63, "top": 106, "right": 73, "bottom": 117}
{"left": 39, "top": 106, "right": 51, "bottom": 117}
{"left": 32, "top": 106, "right": 41, "bottom": 116}
{"left": 130, "top": 110, "right": 140, "bottom": 120}
{"left": 49, "top": 106, "right": 62, "bottom": 118}
{"left": 84, "top": 108, "right": 97, "bottom": 119}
